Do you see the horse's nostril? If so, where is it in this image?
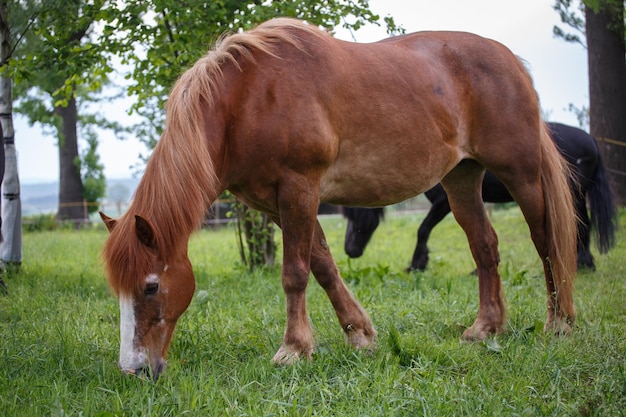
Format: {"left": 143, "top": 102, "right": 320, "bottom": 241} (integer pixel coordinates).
{"left": 152, "top": 361, "right": 166, "bottom": 381}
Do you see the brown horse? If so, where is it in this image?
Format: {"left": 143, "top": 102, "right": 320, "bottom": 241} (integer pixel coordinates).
{"left": 100, "top": 18, "right": 577, "bottom": 379}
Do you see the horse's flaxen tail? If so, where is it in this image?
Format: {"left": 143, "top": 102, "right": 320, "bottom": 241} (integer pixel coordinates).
{"left": 540, "top": 122, "right": 578, "bottom": 323}
{"left": 587, "top": 143, "right": 618, "bottom": 254}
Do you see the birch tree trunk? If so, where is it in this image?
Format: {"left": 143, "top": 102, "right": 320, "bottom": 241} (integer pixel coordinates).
{"left": 0, "top": 1, "right": 22, "bottom": 272}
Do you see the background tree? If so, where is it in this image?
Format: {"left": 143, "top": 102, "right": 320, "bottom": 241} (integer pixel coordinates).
{"left": 587, "top": 1, "right": 626, "bottom": 205}
{"left": 4, "top": 0, "right": 128, "bottom": 225}
{"left": 554, "top": 0, "right": 626, "bottom": 205}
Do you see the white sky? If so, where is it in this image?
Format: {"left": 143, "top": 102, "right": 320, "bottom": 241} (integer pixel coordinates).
{"left": 15, "top": 0, "right": 587, "bottom": 183}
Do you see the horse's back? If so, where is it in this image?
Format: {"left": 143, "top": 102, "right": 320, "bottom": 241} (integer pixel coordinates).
{"left": 321, "top": 32, "right": 541, "bottom": 205}
{"left": 224, "top": 21, "right": 544, "bottom": 209}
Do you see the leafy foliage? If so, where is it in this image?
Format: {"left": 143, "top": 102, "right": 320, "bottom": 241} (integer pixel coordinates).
{"left": 4, "top": 0, "right": 114, "bottom": 105}
{"left": 553, "top": 0, "right": 626, "bottom": 46}
{"left": 102, "top": 0, "right": 402, "bottom": 148}
{"left": 553, "top": 0, "right": 588, "bottom": 46}
{"left": 79, "top": 129, "right": 106, "bottom": 214}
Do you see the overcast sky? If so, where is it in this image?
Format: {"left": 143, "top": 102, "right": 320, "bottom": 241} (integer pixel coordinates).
{"left": 14, "top": 0, "right": 587, "bottom": 183}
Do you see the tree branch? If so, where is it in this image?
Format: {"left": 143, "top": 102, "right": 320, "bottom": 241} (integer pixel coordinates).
{"left": 161, "top": 8, "right": 179, "bottom": 59}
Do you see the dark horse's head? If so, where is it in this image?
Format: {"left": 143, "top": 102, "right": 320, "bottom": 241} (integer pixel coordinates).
{"left": 343, "top": 207, "right": 385, "bottom": 258}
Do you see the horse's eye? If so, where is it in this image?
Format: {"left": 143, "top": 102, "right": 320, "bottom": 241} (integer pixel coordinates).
{"left": 145, "top": 282, "right": 159, "bottom": 296}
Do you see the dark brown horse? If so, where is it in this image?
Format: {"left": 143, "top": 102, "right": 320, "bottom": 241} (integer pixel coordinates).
{"left": 100, "top": 18, "right": 577, "bottom": 379}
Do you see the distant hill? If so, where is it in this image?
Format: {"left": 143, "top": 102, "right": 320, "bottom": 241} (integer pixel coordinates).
{"left": 21, "top": 182, "right": 57, "bottom": 201}
{"left": 19, "top": 178, "right": 140, "bottom": 216}
{"left": 21, "top": 182, "right": 57, "bottom": 215}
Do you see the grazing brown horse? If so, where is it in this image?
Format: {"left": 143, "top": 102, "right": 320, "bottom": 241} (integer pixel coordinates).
{"left": 100, "top": 18, "right": 577, "bottom": 379}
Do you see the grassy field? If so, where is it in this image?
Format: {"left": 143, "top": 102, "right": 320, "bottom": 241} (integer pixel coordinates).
{"left": 1, "top": 206, "right": 625, "bottom": 416}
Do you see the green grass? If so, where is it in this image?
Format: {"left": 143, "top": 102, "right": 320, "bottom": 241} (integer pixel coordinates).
{"left": 1, "top": 206, "right": 625, "bottom": 416}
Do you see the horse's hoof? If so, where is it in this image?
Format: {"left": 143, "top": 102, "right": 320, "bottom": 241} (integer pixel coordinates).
{"left": 345, "top": 328, "right": 377, "bottom": 352}
{"left": 461, "top": 322, "right": 503, "bottom": 341}
{"left": 462, "top": 327, "right": 487, "bottom": 341}
{"left": 544, "top": 316, "right": 573, "bottom": 336}
{"left": 271, "top": 345, "right": 313, "bottom": 365}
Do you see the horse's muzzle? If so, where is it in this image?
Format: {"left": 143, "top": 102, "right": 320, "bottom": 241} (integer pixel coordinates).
{"left": 345, "top": 243, "right": 364, "bottom": 258}
{"left": 120, "top": 359, "right": 166, "bottom": 381}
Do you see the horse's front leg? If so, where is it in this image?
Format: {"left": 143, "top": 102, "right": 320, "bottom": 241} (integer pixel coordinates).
{"left": 310, "top": 220, "right": 377, "bottom": 350}
{"left": 271, "top": 231, "right": 315, "bottom": 364}
{"left": 269, "top": 189, "right": 320, "bottom": 365}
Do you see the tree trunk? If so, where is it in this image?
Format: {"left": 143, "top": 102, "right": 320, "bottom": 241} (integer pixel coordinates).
{"left": 586, "top": 2, "right": 626, "bottom": 205}
{"left": 0, "top": 0, "right": 22, "bottom": 273}
{"left": 55, "top": 96, "right": 86, "bottom": 224}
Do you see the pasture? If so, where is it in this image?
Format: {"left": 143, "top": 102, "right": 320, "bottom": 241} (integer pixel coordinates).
{"left": 1, "top": 206, "right": 625, "bottom": 416}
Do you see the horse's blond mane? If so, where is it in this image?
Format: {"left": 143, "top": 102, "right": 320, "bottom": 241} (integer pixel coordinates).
{"left": 172, "top": 18, "right": 328, "bottom": 107}
{"left": 103, "top": 18, "right": 328, "bottom": 294}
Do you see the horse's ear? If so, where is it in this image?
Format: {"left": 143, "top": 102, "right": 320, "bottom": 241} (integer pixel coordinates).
{"left": 99, "top": 211, "right": 117, "bottom": 233}
{"left": 134, "top": 215, "right": 158, "bottom": 250}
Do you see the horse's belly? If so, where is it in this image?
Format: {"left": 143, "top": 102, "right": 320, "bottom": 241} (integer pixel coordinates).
{"left": 319, "top": 153, "right": 454, "bottom": 207}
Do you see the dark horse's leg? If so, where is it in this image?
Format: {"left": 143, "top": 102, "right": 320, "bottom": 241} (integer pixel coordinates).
{"left": 409, "top": 185, "right": 451, "bottom": 271}
{"left": 441, "top": 160, "right": 506, "bottom": 339}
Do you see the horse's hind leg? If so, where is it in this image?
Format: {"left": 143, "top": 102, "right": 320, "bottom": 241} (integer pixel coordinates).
{"left": 441, "top": 160, "right": 506, "bottom": 339}
{"left": 310, "top": 221, "right": 377, "bottom": 350}
{"left": 500, "top": 174, "right": 576, "bottom": 334}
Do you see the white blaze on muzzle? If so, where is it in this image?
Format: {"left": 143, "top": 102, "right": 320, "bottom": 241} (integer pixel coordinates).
{"left": 118, "top": 294, "right": 147, "bottom": 373}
